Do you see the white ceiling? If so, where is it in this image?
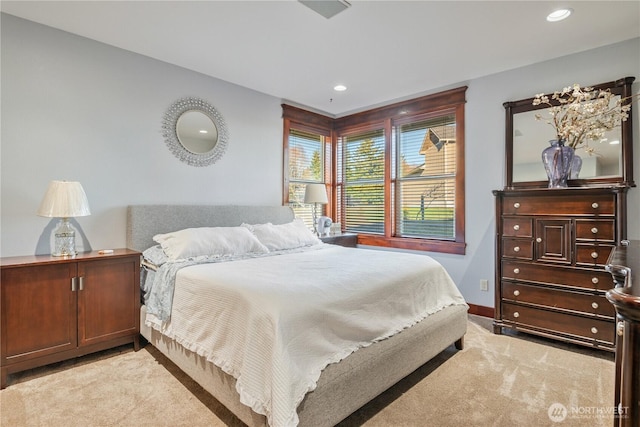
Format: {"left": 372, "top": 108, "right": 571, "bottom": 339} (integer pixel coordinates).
{"left": 2, "top": 1, "right": 639, "bottom": 117}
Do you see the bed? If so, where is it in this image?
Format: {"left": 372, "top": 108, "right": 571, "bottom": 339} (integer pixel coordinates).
{"left": 127, "top": 204, "right": 468, "bottom": 427}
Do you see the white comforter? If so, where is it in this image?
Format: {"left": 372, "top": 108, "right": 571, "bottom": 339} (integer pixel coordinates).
{"left": 146, "top": 245, "right": 467, "bottom": 427}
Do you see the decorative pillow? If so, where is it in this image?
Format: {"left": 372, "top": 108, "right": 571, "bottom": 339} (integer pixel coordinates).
{"left": 153, "top": 226, "right": 269, "bottom": 261}
{"left": 243, "top": 218, "right": 321, "bottom": 251}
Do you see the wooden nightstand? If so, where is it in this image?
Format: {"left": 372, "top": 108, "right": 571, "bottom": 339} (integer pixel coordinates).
{"left": 320, "top": 233, "right": 358, "bottom": 248}
{"left": 1, "top": 249, "right": 140, "bottom": 388}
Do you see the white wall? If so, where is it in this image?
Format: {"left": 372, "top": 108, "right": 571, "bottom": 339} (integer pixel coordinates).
{"left": 1, "top": 14, "right": 285, "bottom": 257}
{"left": 2, "top": 14, "right": 638, "bottom": 309}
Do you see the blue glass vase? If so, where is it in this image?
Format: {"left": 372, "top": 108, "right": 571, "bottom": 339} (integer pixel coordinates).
{"left": 541, "top": 139, "right": 574, "bottom": 188}
{"left": 570, "top": 154, "right": 582, "bottom": 179}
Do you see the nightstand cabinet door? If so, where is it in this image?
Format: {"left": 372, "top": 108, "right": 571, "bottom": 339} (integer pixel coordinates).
{"left": 77, "top": 257, "right": 139, "bottom": 347}
{"left": 1, "top": 263, "right": 78, "bottom": 363}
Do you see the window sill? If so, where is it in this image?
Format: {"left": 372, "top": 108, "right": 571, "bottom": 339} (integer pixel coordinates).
{"left": 356, "top": 234, "right": 466, "bottom": 255}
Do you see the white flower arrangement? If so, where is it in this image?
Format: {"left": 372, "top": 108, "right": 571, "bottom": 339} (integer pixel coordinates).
{"left": 533, "top": 84, "right": 633, "bottom": 153}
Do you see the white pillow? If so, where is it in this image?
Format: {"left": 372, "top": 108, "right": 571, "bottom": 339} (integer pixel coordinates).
{"left": 153, "top": 226, "right": 269, "bottom": 261}
{"left": 243, "top": 218, "right": 321, "bottom": 251}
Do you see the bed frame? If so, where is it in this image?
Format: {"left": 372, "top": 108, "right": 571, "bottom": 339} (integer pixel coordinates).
{"left": 127, "top": 204, "right": 468, "bottom": 426}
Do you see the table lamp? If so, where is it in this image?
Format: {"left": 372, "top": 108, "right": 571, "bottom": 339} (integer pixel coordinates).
{"left": 304, "top": 183, "right": 328, "bottom": 235}
{"left": 37, "top": 180, "right": 91, "bottom": 256}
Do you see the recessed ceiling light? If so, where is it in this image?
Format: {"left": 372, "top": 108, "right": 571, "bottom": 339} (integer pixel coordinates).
{"left": 334, "top": 84, "right": 347, "bottom": 92}
{"left": 199, "top": 130, "right": 208, "bottom": 134}
{"left": 547, "top": 8, "right": 572, "bottom": 22}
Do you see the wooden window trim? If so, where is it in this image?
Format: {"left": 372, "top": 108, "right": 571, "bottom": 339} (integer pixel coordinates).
{"left": 282, "top": 86, "right": 467, "bottom": 255}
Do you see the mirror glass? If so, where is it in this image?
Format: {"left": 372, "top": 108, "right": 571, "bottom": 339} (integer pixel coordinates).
{"left": 176, "top": 111, "right": 219, "bottom": 154}
{"left": 162, "top": 97, "right": 229, "bottom": 167}
{"left": 512, "top": 108, "right": 623, "bottom": 182}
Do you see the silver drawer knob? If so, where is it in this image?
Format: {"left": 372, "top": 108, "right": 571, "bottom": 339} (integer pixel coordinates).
{"left": 592, "top": 202, "right": 599, "bottom": 209}
{"left": 513, "top": 290, "right": 520, "bottom": 297}
{"left": 591, "top": 327, "right": 598, "bottom": 334}
{"left": 591, "top": 252, "right": 598, "bottom": 259}
{"left": 536, "top": 237, "right": 542, "bottom": 243}
{"left": 617, "top": 322, "right": 625, "bottom": 336}
{"left": 591, "top": 302, "right": 599, "bottom": 309}
{"left": 513, "top": 202, "right": 520, "bottom": 209}
{"left": 513, "top": 224, "right": 520, "bottom": 231}
{"left": 513, "top": 268, "right": 520, "bottom": 274}
{"left": 591, "top": 227, "right": 598, "bottom": 234}
{"left": 513, "top": 312, "right": 520, "bottom": 318}
{"left": 513, "top": 246, "right": 520, "bottom": 252}
{"left": 592, "top": 277, "right": 599, "bottom": 284}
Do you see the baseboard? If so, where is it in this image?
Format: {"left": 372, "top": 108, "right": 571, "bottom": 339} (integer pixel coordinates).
{"left": 467, "top": 303, "right": 494, "bottom": 318}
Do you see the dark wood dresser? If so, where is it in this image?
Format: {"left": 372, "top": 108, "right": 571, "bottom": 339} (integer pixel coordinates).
{"left": 606, "top": 240, "right": 639, "bottom": 426}
{"left": 493, "top": 186, "right": 628, "bottom": 351}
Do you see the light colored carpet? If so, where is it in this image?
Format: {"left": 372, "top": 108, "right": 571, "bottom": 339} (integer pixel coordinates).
{"left": 1, "top": 316, "right": 615, "bottom": 427}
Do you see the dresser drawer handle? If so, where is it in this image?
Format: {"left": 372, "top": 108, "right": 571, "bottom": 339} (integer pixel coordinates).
{"left": 591, "top": 202, "right": 599, "bottom": 209}
{"left": 590, "top": 327, "right": 598, "bottom": 334}
{"left": 513, "top": 224, "right": 520, "bottom": 231}
{"left": 513, "top": 246, "right": 520, "bottom": 252}
{"left": 591, "top": 252, "right": 598, "bottom": 259}
{"left": 617, "top": 321, "right": 625, "bottom": 336}
{"left": 513, "top": 268, "right": 520, "bottom": 274}
{"left": 536, "top": 237, "right": 542, "bottom": 243}
{"left": 592, "top": 277, "right": 599, "bottom": 284}
{"left": 513, "top": 312, "right": 520, "bottom": 318}
{"left": 591, "top": 227, "right": 598, "bottom": 234}
{"left": 513, "top": 202, "right": 520, "bottom": 209}
{"left": 513, "top": 290, "right": 520, "bottom": 297}
{"left": 591, "top": 302, "right": 599, "bottom": 309}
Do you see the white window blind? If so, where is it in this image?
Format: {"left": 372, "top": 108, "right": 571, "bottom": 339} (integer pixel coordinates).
{"left": 395, "top": 115, "right": 457, "bottom": 239}
{"left": 287, "top": 129, "right": 326, "bottom": 227}
{"left": 339, "top": 129, "right": 385, "bottom": 234}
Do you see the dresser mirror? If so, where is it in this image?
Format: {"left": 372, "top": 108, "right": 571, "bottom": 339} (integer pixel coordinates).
{"left": 162, "top": 97, "right": 229, "bottom": 167}
{"left": 504, "top": 77, "right": 635, "bottom": 188}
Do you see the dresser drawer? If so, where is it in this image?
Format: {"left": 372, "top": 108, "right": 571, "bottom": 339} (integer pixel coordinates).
{"left": 502, "top": 194, "right": 615, "bottom": 216}
{"left": 575, "top": 219, "right": 615, "bottom": 242}
{"left": 501, "top": 281, "right": 615, "bottom": 318}
{"left": 502, "top": 238, "right": 533, "bottom": 260}
{"left": 503, "top": 217, "right": 533, "bottom": 237}
{"left": 502, "top": 260, "right": 614, "bottom": 291}
{"left": 575, "top": 244, "right": 614, "bottom": 267}
{"left": 501, "top": 303, "right": 615, "bottom": 345}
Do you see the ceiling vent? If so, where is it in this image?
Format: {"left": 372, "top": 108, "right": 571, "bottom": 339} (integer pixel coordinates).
{"left": 299, "top": 0, "right": 351, "bottom": 19}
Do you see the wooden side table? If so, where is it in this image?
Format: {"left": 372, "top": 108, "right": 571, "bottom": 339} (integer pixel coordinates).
{"left": 1, "top": 249, "right": 140, "bottom": 388}
{"left": 320, "top": 233, "right": 358, "bottom": 248}
{"left": 606, "top": 240, "right": 639, "bottom": 427}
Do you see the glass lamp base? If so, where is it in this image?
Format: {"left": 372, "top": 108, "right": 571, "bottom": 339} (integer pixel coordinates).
{"left": 53, "top": 218, "right": 76, "bottom": 257}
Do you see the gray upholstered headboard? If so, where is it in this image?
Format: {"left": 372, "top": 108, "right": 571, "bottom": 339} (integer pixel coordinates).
{"left": 126, "top": 205, "right": 295, "bottom": 252}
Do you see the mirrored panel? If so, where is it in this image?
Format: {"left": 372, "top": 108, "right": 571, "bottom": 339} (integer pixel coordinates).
{"left": 504, "top": 77, "right": 635, "bottom": 188}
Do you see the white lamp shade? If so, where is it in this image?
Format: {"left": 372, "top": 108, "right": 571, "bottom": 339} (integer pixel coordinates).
{"left": 37, "top": 180, "right": 91, "bottom": 218}
{"left": 304, "top": 183, "right": 328, "bottom": 204}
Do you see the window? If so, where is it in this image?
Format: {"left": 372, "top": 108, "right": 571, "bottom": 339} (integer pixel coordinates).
{"left": 283, "top": 86, "right": 466, "bottom": 254}
{"left": 282, "top": 105, "right": 332, "bottom": 228}
{"left": 395, "top": 114, "right": 457, "bottom": 240}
